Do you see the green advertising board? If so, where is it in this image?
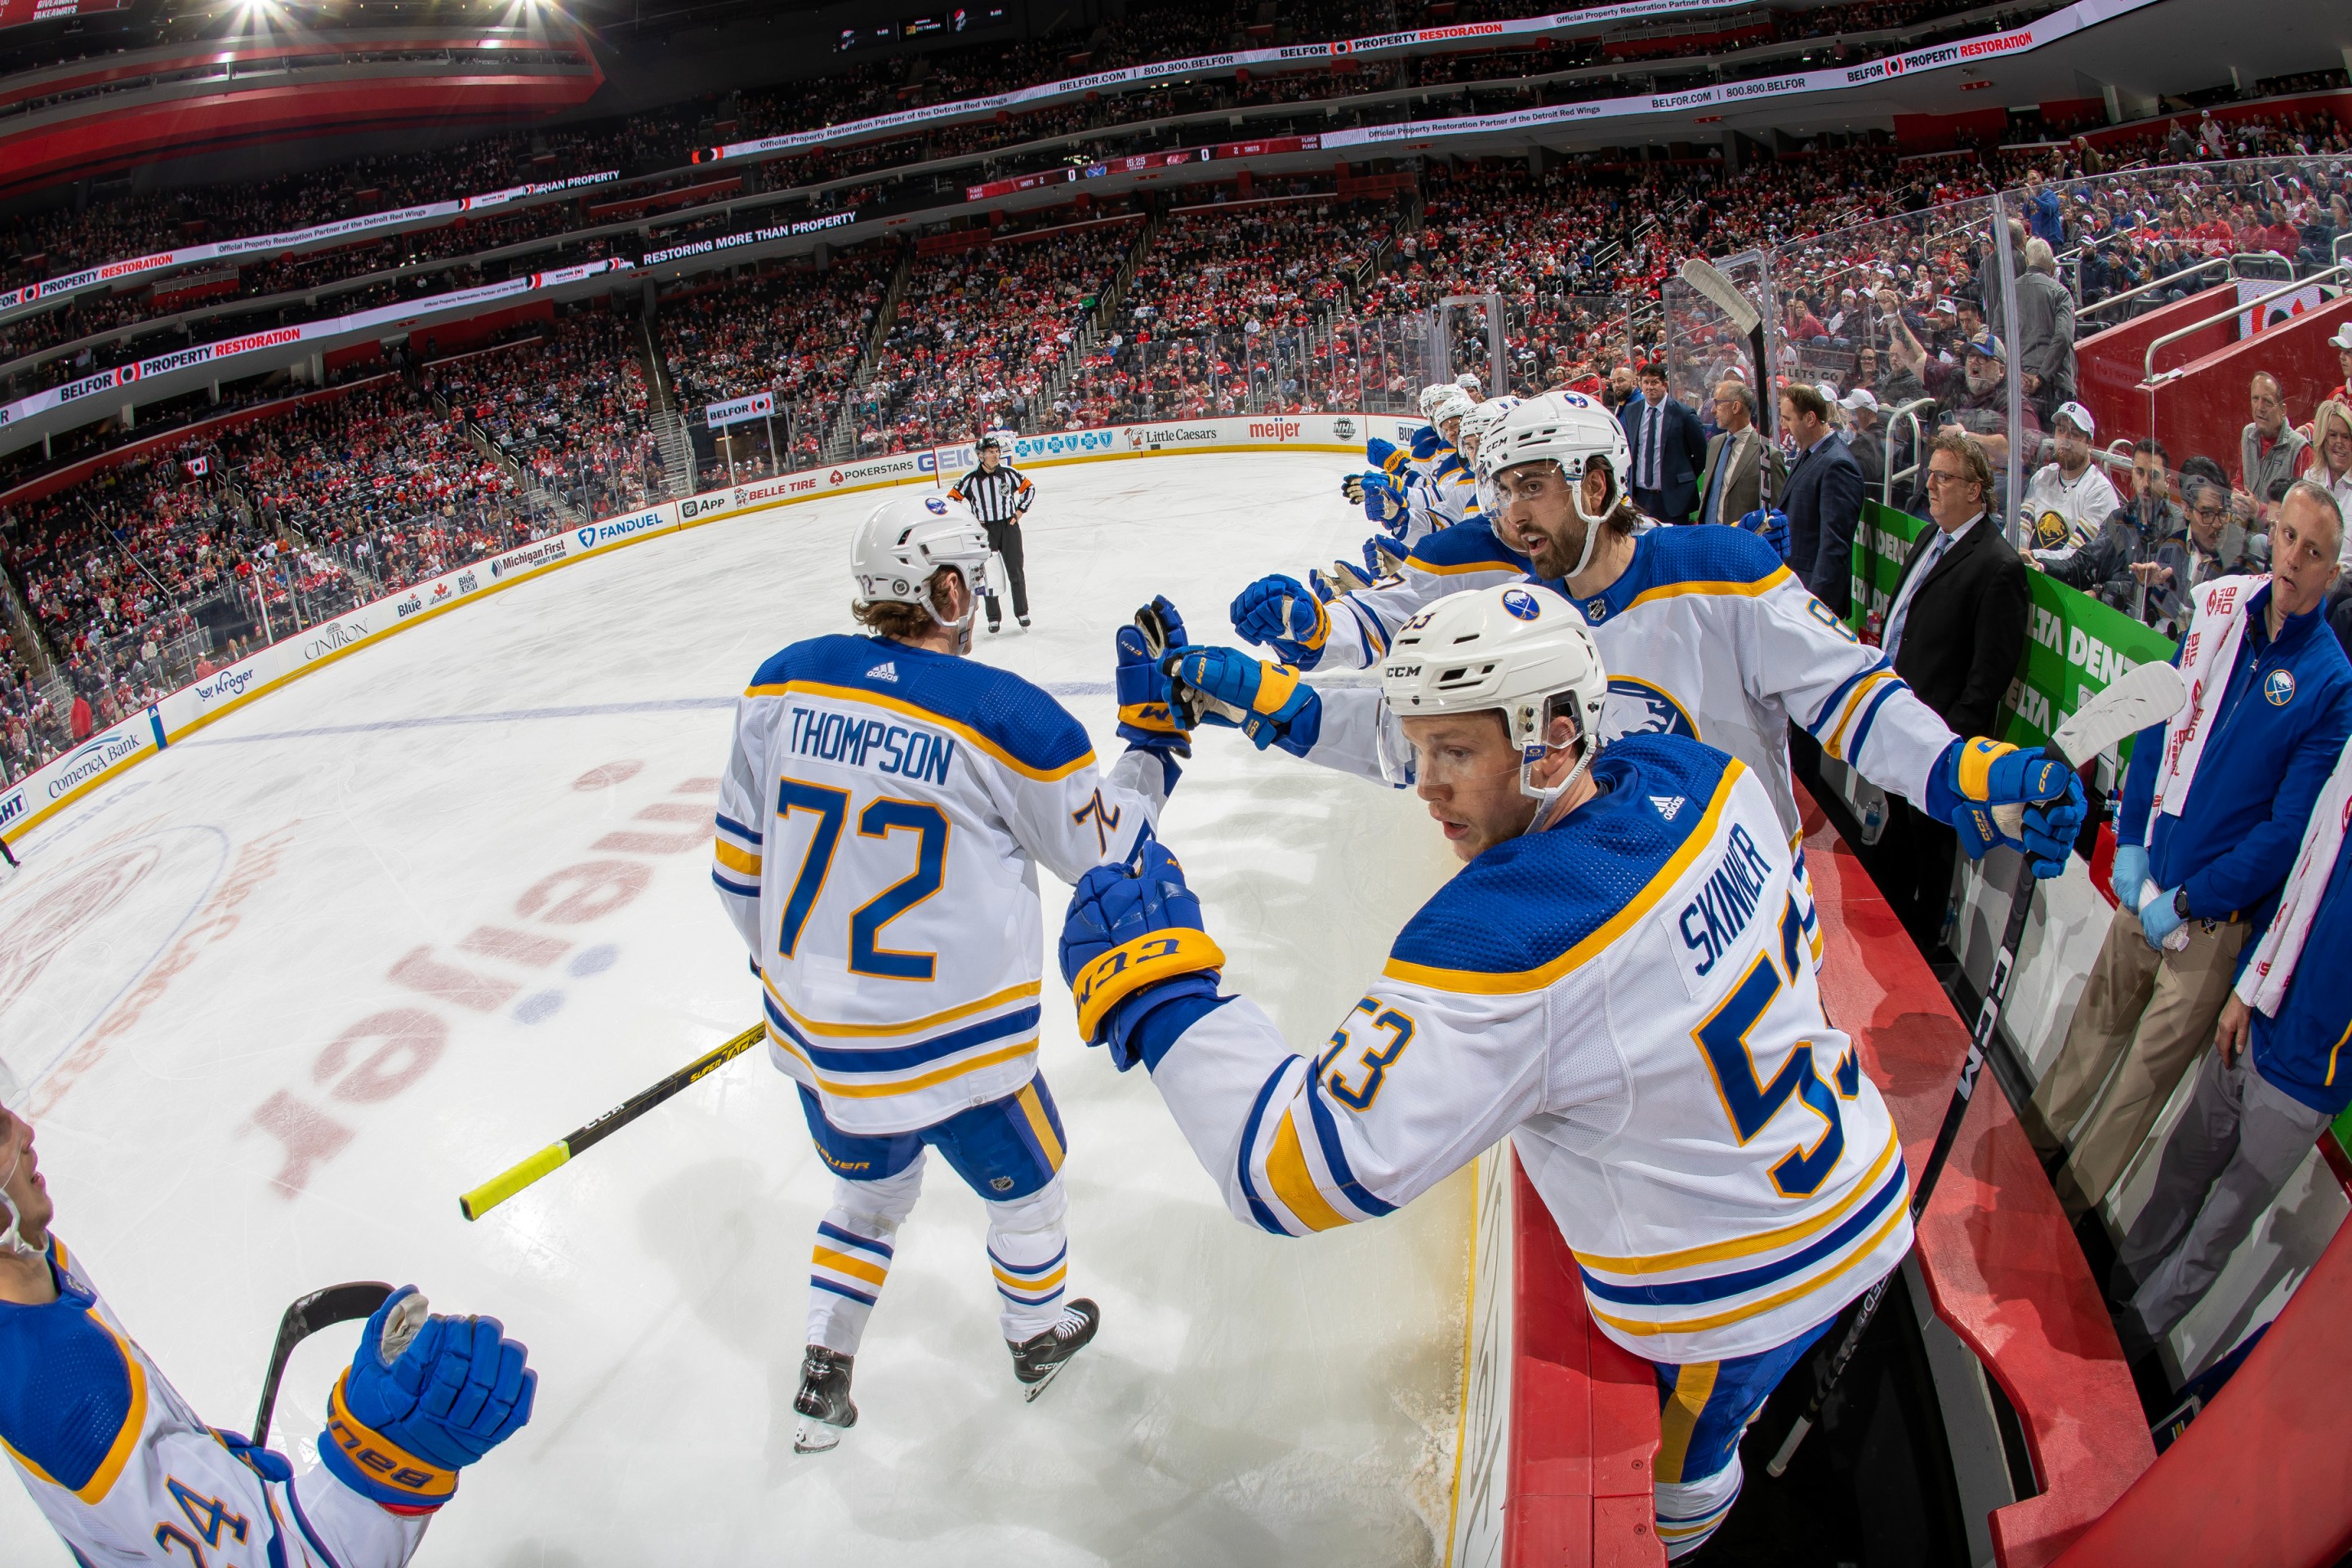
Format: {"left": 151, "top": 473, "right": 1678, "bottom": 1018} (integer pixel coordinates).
{"left": 1846, "top": 499, "right": 2177, "bottom": 761}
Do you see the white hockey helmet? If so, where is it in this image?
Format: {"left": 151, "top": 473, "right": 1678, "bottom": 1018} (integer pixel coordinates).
{"left": 1379, "top": 582, "right": 1610, "bottom": 812}
{"left": 1454, "top": 371, "right": 1484, "bottom": 394}
{"left": 851, "top": 492, "right": 991, "bottom": 634}
{"left": 1458, "top": 394, "right": 1519, "bottom": 460}
{"left": 1483, "top": 390, "right": 1633, "bottom": 575}
{"left": 1417, "top": 382, "right": 1456, "bottom": 420}
{"left": 1428, "top": 384, "right": 1477, "bottom": 432}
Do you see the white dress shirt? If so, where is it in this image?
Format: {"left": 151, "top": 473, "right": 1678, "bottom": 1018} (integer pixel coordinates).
{"left": 1883, "top": 512, "right": 1980, "bottom": 660}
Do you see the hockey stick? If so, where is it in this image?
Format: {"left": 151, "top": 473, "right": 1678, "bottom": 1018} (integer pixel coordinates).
{"left": 1764, "top": 661, "right": 2186, "bottom": 1478}
{"left": 1678, "top": 256, "right": 1777, "bottom": 514}
{"left": 252, "top": 1282, "right": 397, "bottom": 1444}
{"left": 458, "top": 1023, "right": 764, "bottom": 1220}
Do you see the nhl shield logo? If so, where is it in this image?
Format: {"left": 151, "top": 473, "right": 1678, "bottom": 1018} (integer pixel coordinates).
{"left": 1333, "top": 417, "right": 1356, "bottom": 439}
{"left": 991, "top": 1176, "right": 1015, "bottom": 1192}
{"left": 1584, "top": 598, "right": 1608, "bottom": 624}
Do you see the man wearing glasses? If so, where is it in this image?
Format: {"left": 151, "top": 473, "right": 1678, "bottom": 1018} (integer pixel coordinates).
{"left": 1869, "top": 431, "right": 2030, "bottom": 946}
{"left": 1695, "top": 379, "right": 1784, "bottom": 530}
{"left": 2135, "top": 476, "right": 2252, "bottom": 638}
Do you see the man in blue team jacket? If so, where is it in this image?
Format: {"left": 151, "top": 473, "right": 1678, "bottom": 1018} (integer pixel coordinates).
{"left": 2110, "top": 483, "right": 2352, "bottom": 1348}
{"left": 2029, "top": 486, "right": 2352, "bottom": 1219}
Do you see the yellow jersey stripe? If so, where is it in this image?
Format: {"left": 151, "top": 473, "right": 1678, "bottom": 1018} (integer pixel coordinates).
{"left": 992, "top": 1263, "right": 1068, "bottom": 1292}
{"left": 1266, "top": 1110, "right": 1352, "bottom": 1232}
{"left": 1015, "top": 1082, "right": 1066, "bottom": 1170}
{"left": 743, "top": 679, "right": 1094, "bottom": 782}
{"left": 1587, "top": 1201, "right": 1908, "bottom": 1339}
{"left": 813, "top": 1247, "right": 890, "bottom": 1288}
{"left": 713, "top": 839, "right": 762, "bottom": 875}
{"left": 1824, "top": 670, "right": 1895, "bottom": 761}
{"left": 1575, "top": 1124, "right": 1902, "bottom": 1276}
{"left": 767, "top": 973, "right": 1042, "bottom": 1039}
{"left": 79, "top": 1316, "right": 149, "bottom": 1503}
{"left": 1381, "top": 761, "right": 1744, "bottom": 996}
{"left": 767, "top": 1023, "right": 1036, "bottom": 1098}
{"left": 1413, "top": 556, "right": 1518, "bottom": 578}
{"left": 1624, "top": 566, "right": 1793, "bottom": 614}
{"left": 1655, "top": 1360, "right": 1720, "bottom": 1485}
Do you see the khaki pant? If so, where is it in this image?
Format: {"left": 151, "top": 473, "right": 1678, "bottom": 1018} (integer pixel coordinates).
{"left": 2028, "top": 905, "right": 2247, "bottom": 1218}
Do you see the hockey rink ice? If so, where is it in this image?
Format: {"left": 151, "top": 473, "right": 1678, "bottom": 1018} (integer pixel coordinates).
{"left": 0, "top": 452, "right": 1477, "bottom": 1566}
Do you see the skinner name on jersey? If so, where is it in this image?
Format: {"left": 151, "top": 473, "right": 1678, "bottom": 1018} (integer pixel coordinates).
{"left": 788, "top": 703, "right": 956, "bottom": 785}
{"left": 1674, "top": 822, "right": 1777, "bottom": 986}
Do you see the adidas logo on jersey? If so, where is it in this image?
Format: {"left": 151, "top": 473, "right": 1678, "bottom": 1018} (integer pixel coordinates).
{"left": 1650, "top": 795, "right": 1686, "bottom": 821}
{"left": 866, "top": 662, "right": 899, "bottom": 683}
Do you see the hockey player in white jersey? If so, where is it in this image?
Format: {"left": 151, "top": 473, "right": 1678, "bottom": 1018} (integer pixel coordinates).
{"left": 1217, "top": 390, "right": 2086, "bottom": 883}
{"left": 1339, "top": 385, "right": 1482, "bottom": 582}
{"left": 713, "top": 492, "right": 1193, "bottom": 1451}
{"left": 1056, "top": 587, "right": 2083, "bottom": 1555}
{"left": 0, "top": 1098, "right": 535, "bottom": 1566}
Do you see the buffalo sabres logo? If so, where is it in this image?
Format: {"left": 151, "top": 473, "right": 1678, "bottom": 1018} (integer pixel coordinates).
{"left": 2265, "top": 668, "right": 2296, "bottom": 707}
{"left": 924, "top": 497, "right": 948, "bottom": 514}
{"left": 1608, "top": 677, "right": 1701, "bottom": 739}
{"left": 1501, "top": 587, "right": 1543, "bottom": 621}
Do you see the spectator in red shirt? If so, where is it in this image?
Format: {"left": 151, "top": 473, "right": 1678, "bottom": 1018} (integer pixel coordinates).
{"left": 69, "top": 692, "right": 92, "bottom": 742}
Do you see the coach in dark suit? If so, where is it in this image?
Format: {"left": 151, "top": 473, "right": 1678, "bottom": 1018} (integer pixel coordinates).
{"left": 1868, "top": 430, "right": 2032, "bottom": 947}
{"left": 1620, "top": 362, "right": 1707, "bottom": 523}
{"left": 1780, "top": 382, "right": 1866, "bottom": 616}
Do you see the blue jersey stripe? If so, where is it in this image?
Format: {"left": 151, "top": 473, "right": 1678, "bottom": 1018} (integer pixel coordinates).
{"left": 1235, "top": 1060, "right": 1294, "bottom": 1236}
{"left": 989, "top": 1243, "right": 1067, "bottom": 1276}
{"left": 1578, "top": 1159, "right": 1907, "bottom": 1307}
{"left": 1804, "top": 656, "right": 1892, "bottom": 738}
{"left": 1844, "top": 680, "right": 1904, "bottom": 764}
{"left": 764, "top": 996, "right": 1041, "bottom": 1075}
{"left": 817, "top": 1221, "right": 893, "bottom": 1259}
{"left": 715, "top": 812, "right": 764, "bottom": 844}
{"left": 810, "top": 1276, "right": 880, "bottom": 1307}
{"left": 1305, "top": 1083, "right": 1396, "bottom": 1218}
{"left": 712, "top": 870, "right": 761, "bottom": 899}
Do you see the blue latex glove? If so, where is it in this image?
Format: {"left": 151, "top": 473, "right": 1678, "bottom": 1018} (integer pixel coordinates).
{"left": 2018, "top": 774, "right": 2087, "bottom": 879}
{"left": 1059, "top": 840, "right": 1225, "bottom": 1067}
{"left": 1167, "top": 647, "right": 1322, "bottom": 756}
{"left": 1229, "top": 574, "right": 1329, "bottom": 669}
{"left": 2139, "top": 887, "right": 2186, "bottom": 948}
{"left": 2109, "top": 844, "right": 2149, "bottom": 911}
{"left": 1116, "top": 597, "right": 1191, "bottom": 755}
{"left": 323, "top": 1287, "right": 535, "bottom": 1510}
{"left": 1738, "top": 507, "right": 1791, "bottom": 559}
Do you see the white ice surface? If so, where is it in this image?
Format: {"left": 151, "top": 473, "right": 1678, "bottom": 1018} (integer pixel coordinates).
{"left": 0, "top": 453, "right": 1472, "bottom": 1568}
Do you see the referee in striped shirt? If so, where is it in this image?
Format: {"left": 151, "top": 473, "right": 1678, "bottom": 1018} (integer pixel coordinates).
{"left": 949, "top": 437, "right": 1036, "bottom": 633}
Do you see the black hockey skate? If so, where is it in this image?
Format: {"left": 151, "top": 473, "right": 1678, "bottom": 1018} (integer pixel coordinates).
{"left": 1009, "top": 1298, "right": 1099, "bottom": 1402}
{"left": 792, "top": 1345, "right": 858, "bottom": 1453}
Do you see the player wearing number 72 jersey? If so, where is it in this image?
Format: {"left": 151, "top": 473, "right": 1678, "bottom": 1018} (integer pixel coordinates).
{"left": 713, "top": 492, "right": 1193, "bottom": 1451}
{"left": 1058, "top": 585, "right": 1932, "bottom": 1558}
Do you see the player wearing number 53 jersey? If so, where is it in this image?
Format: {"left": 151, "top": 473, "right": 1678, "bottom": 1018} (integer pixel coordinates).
{"left": 714, "top": 492, "right": 1193, "bottom": 1451}
{"left": 1061, "top": 586, "right": 1912, "bottom": 1557}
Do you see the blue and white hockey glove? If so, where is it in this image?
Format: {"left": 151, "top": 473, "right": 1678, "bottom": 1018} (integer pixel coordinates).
{"left": 1060, "top": 839, "right": 1227, "bottom": 1070}
{"left": 1117, "top": 595, "right": 1192, "bottom": 756}
{"left": 1361, "top": 533, "right": 1407, "bottom": 577}
{"left": 1927, "top": 737, "right": 2084, "bottom": 874}
{"left": 2109, "top": 843, "right": 2149, "bottom": 911}
{"left": 1340, "top": 472, "right": 1368, "bottom": 505}
{"left": 323, "top": 1286, "right": 535, "bottom": 1512}
{"left": 1365, "top": 436, "right": 1413, "bottom": 478}
{"left": 1168, "top": 646, "right": 1322, "bottom": 756}
{"left": 1230, "top": 573, "right": 1329, "bottom": 669}
{"left": 1738, "top": 508, "right": 1791, "bottom": 559}
{"left": 1361, "top": 474, "right": 1408, "bottom": 528}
